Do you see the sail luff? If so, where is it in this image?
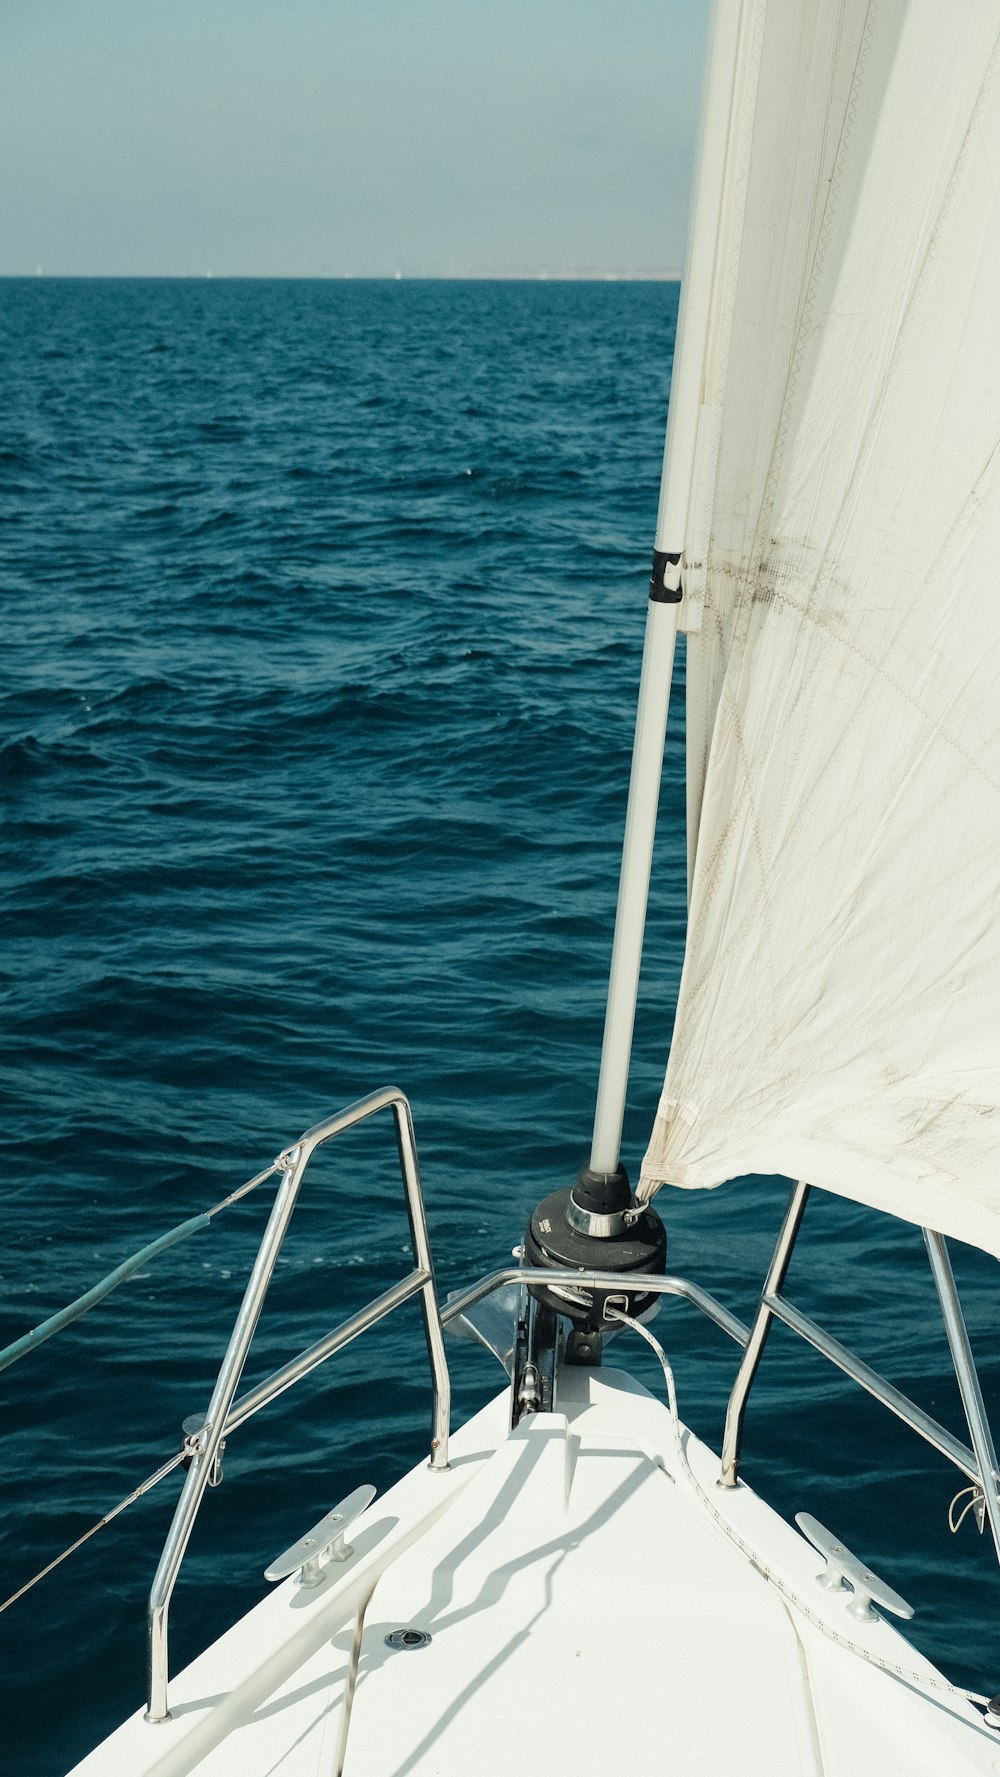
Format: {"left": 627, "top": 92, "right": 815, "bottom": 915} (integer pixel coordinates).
{"left": 640, "top": 2, "right": 1000, "bottom": 1259}
{"left": 653, "top": 0, "right": 749, "bottom": 560}
{"left": 588, "top": 0, "right": 747, "bottom": 1177}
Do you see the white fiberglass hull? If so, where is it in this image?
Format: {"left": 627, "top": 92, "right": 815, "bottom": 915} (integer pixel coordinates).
{"left": 71, "top": 1367, "right": 998, "bottom": 1777}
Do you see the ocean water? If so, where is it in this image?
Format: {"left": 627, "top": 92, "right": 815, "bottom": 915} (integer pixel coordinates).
{"left": 2, "top": 277, "right": 999, "bottom": 1774}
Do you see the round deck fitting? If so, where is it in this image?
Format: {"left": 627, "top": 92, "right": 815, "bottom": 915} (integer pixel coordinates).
{"left": 385, "top": 1628, "right": 432, "bottom": 1652}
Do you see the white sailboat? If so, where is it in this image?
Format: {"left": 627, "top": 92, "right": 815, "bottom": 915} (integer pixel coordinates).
{"left": 14, "top": 1, "right": 1000, "bottom": 1769}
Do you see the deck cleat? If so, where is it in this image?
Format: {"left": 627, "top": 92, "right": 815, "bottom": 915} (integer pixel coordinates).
{"left": 795, "top": 1513, "right": 915, "bottom": 1624}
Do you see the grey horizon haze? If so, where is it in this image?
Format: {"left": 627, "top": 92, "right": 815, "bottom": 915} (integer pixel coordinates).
{"left": 1, "top": 0, "right": 708, "bottom": 279}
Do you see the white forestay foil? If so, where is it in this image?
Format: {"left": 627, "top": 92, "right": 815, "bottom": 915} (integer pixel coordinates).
{"left": 639, "top": 0, "right": 1000, "bottom": 1258}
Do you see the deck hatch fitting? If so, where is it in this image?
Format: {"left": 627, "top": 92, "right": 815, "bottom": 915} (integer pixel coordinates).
{"left": 385, "top": 1628, "right": 432, "bottom": 1651}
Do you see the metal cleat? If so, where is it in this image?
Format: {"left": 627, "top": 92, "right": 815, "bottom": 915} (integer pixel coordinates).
{"left": 265, "top": 1485, "right": 376, "bottom": 1588}
{"left": 795, "top": 1512, "right": 915, "bottom": 1624}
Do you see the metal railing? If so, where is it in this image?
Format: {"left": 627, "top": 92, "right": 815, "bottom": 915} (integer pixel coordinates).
{"left": 145, "top": 1086, "right": 451, "bottom": 1723}
{"left": 144, "top": 1215, "right": 751, "bottom": 1716}
{"left": 1, "top": 1079, "right": 752, "bottom": 1718}
{"left": 28, "top": 1095, "right": 998, "bottom": 1725}
{"left": 719, "top": 1182, "right": 1000, "bottom": 1568}
{"left": 441, "top": 1265, "right": 750, "bottom": 1348}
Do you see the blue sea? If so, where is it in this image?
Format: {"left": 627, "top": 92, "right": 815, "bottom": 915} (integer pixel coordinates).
{"left": 3, "top": 277, "right": 999, "bottom": 1774}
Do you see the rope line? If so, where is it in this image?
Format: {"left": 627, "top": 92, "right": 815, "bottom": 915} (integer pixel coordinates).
{"left": 0, "top": 1161, "right": 281, "bottom": 1377}
{"left": 606, "top": 1304, "right": 993, "bottom": 1719}
{"left": 949, "top": 1483, "right": 986, "bottom": 1536}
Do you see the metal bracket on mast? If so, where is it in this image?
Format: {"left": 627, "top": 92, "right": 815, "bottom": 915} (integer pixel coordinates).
{"left": 649, "top": 549, "right": 683, "bottom": 602}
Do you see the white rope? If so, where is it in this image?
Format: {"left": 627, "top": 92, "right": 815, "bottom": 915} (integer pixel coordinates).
{"left": 605, "top": 1305, "right": 993, "bottom": 1717}
{"left": 949, "top": 1483, "right": 986, "bottom": 1536}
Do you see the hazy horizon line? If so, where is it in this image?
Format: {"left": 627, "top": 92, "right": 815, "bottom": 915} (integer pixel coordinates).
{"left": 1, "top": 269, "right": 683, "bottom": 284}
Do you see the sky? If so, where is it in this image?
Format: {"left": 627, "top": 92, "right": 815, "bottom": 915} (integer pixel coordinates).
{"left": 0, "top": 0, "right": 709, "bottom": 278}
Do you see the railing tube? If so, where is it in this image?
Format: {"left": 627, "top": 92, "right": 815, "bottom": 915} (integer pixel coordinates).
{"left": 925, "top": 1230, "right": 1000, "bottom": 1564}
{"left": 719, "top": 1181, "right": 810, "bottom": 1487}
{"left": 391, "top": 1095, "right": 450, "bottom": 1469}
{"left": 764, "top": 1291, "right": 992, "bottom": 1488}
{"left": 144, "top": 1086, "right": 452, "bottom": 1724}
{"left": 223, "top": 1269, "right": 430, "bottom": 1436}
{"left": 146, "top": 1146, "right": 306, "bottom": 1722}
{"left": 441, "top": 1267, "right": 751, "bottom": 1349}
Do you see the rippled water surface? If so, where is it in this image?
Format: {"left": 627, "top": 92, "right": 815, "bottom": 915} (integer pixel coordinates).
{"left": 3, "top": 278, "right": 999, "bottom": 1773}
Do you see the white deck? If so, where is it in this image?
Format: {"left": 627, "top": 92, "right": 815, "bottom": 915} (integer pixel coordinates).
{"left": 70, "top": 1367, "right": 1000, "bottom": 1776}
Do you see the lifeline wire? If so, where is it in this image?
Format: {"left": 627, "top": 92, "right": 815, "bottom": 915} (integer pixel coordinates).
{"left": 605, "top": 1304, "right": 993, "bottom": 1719}
{"left": 0, "top": 1451, "right": 185, "bottom": 1616}
{"left": 0, "top": 1157, "right": 284, "bottom": 1612}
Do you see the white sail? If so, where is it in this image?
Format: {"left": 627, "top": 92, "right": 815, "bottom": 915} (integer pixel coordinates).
{"left": 640, "top": 1, "right": 1000, "bottom": 1258}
